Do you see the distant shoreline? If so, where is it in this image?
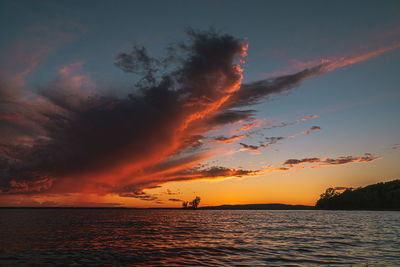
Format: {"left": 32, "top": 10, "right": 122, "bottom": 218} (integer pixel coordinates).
{"left": 0, "top": 206, "right": 399, "bottom": 211}
{"left": 0, "top": 203, "right": 314, "bottom": 210}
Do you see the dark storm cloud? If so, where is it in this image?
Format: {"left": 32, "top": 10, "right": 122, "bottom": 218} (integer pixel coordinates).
{"left": 0, "top": 29, "right": 257, "bottom": 195}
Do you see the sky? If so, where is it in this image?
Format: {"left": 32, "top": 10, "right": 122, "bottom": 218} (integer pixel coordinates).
{"left": 0, "top": 0, "right": 399, "bottom": 207}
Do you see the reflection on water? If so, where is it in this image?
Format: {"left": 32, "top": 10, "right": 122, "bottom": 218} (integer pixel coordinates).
{"left": 0, "top": 209, "right": 399, "bottom": 266}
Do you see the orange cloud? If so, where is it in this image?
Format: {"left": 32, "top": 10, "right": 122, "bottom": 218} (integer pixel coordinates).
{"left": 241, "top": 121, "right": 261, "bottom": 131}
{"left": 1, "top": 30, "right": 252, "bottom": 201}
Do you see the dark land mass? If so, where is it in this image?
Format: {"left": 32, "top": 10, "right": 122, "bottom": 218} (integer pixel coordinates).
{"left": 0, "top": 204, "right": 314, "bottom": 210}
{"left": 316, "top": 179, "right": 400, "bottom": 210}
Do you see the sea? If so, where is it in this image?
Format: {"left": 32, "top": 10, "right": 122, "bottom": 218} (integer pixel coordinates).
{"left": 0, "top": 209, "right": 399, "bottom": 266}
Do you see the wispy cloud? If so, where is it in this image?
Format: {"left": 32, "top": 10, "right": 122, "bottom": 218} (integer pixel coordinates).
{"left": 240, "top": 126, "right": 322, "bottom": 152}
{"left": 263, "top": 115, "right": 319, "bottom": 130}
{"left": 259, "top": 153, "right": 381, "bottom": 174}
{"left": 264, "top": 41, "right": 400, "bottom": 78}
{"left": 282, "top": 153, "right": 380, "bottom": 167}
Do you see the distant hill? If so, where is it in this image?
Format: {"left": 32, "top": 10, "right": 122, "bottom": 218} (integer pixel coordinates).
{"left": 200, "top": 203, "right": 314, "bottom": 210}
{"left": 316, "top": 179, "right": 400, "bottom": 210}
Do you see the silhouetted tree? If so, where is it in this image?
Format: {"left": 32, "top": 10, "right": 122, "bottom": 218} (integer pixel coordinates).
{"left": 182, "top": 196, "right": 201, "bottom": 209}
{"left": 191, "top": 196, "right": 201, "bottom": 209}
{"left": 321, "top": 188, "right": 339, "bottom": 199}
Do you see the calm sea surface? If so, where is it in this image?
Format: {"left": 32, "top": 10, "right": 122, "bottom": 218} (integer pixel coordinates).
{"left": 0, "top": 209, "right": 399, "bottom": 266}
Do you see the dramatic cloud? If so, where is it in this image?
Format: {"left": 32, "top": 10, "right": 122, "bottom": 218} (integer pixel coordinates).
{"left": 0, "top": 28, "right": 394, "bottom": 204}
{"left": 0, "top": 29, "right": 263, "bottom": 198}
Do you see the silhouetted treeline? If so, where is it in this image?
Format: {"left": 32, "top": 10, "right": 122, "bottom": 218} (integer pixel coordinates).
{"left": 316, "top": 179, "right": 400, "bottom": 210}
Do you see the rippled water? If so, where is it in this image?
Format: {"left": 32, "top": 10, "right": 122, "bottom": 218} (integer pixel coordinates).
{"left": 0, "top": 209, "right": 399, "bottom": 266}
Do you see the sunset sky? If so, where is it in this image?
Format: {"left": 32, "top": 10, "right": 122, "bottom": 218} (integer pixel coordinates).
{"left": 1, "top": 0, "right": 399, "bottom": 207}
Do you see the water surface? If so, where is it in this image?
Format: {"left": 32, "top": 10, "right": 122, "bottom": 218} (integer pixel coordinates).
{"left": 0, "top": 209, "right": 399, "bottom": 266}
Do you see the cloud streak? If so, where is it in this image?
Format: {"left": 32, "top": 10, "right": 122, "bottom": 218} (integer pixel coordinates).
{"left": 214, "top": 134, "right": 247, "bottom": 144}
{"left": 282, "top": 153, "right": 380, "bottom": 167}
{"left": 260, "top": 153, "right": 381, "bottom": 175}
{"left": 232, "top": 42, "right": 400, "bottom": 108}
{"left": 264, "top": 41, "right": 400, "bottom": 78}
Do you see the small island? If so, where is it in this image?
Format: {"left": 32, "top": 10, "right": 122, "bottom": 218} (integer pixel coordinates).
{"left": 315, "top": 179, "right": 400, "bottom": 210}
